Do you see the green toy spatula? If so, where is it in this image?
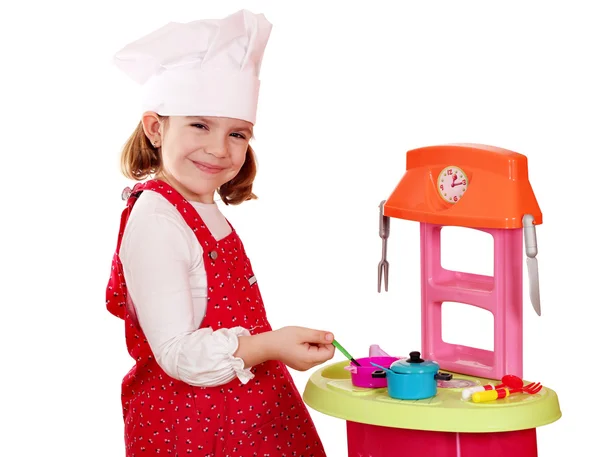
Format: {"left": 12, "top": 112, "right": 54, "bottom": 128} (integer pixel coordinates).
{"left": 332, "top": 339, "right": 361, "bottom": 366}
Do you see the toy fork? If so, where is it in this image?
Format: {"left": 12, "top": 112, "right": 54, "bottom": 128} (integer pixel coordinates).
{"left": 472, "top": 382, "right": 543, "bottom": 402}
{"left": 378, "top": 200, "right": 390, "bottom": 292}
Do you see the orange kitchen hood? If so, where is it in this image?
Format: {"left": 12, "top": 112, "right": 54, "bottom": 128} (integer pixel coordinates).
{"left": 383, "top": 143, "right": 542, "bottom": 229}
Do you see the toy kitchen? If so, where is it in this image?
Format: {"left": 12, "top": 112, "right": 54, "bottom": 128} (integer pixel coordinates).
{"left": 303, "top": 144, "right": 561, "bottom": 457}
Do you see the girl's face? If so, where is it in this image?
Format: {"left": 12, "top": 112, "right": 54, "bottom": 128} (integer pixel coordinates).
{"left": 144, "top": 114, "right": 253, "bottom": 203}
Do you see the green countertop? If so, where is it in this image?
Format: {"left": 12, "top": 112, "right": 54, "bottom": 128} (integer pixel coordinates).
{"left": 303, "top": 361, "right": 561, "bottom": 433}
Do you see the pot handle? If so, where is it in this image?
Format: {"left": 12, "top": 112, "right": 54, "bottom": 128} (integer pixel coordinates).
{"left": 372, "top": 370, "right": 387, "bottom": 379}
{"left": 435, "top": 372, "right": 453, "bottom": 381}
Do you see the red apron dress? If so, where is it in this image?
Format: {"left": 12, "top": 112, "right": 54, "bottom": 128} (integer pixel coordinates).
{"left": 106, "top": 179, "right": 326, "bottom": 456}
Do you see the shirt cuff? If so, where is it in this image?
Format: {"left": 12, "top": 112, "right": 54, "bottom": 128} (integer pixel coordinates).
{"left": 173, "top": 326, "right": 255, "bottom": 387}
{"left": 227, "top": 327, "right": 255, "bottom": 384}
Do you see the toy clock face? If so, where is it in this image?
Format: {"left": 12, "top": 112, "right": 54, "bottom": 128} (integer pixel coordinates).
{"left": 437, "top": 166, "right": 468, "bottom": 204}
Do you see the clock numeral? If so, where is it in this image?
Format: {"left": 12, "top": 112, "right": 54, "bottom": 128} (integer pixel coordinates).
{"left": 462, "top": 179, "right": 466, "bottom": 185}
{"left": 453, "top": 196, "right": 458, "bottom": 202}
{"left": 447, "top": 169, "right": 453, "bottom": 175}
{"left": 440, "top": 184, "right": 444, "bottom": 190}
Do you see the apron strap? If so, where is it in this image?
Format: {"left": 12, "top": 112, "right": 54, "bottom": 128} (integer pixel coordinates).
{"left": 105, "top": 183, "right": 145, "bottom": 319}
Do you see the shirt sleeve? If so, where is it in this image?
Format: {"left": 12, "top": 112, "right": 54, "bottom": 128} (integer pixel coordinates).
{"left": 119, "top": 209, "right": 255, "bottom": 387}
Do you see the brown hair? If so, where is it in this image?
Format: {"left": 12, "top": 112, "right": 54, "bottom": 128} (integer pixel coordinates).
{"left": 120, "top": 118, "right": 258, "bottom": 205}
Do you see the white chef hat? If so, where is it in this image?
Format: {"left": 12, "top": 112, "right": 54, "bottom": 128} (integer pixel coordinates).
{"left": 113, "top": 9, "right": 272, "bottom": 124}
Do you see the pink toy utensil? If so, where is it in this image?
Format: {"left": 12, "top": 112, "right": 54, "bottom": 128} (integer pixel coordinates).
{"left": 369, "top": 345, "right": 393, "bottom": 357}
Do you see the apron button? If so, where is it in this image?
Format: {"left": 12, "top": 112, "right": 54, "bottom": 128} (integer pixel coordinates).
{"left": 121, "top": 187, "right": 132, "bottom": 200}
{"left": 209, "top": 251, "right": 218, "bottom": 260}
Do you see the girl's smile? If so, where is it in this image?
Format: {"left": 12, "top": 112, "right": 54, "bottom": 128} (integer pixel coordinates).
{"left": 192, "top": 160, "right": 226, "bottom": 175}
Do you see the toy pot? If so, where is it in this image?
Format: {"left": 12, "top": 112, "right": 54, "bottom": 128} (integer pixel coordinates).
{"left": 371, "top": 351, "right": 452, "bottom": 400}
{"left": 345, "top": 356, "right": 399, "bottom": 388}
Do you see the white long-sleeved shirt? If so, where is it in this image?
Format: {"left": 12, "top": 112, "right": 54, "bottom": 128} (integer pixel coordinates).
{"left": 119, "top": 189, "right": 255, "bottom": 387}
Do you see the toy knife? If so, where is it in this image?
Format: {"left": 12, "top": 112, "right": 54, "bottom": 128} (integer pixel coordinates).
{"left": 523, "top": 214, "right": 541, "bottom": 316}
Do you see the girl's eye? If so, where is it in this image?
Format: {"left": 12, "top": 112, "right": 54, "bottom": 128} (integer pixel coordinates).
{"left": 230, "top": 133, "right": 246, "bottom": 140}
{"left": 192, "top": 124, "right": 208, "bottom": 130}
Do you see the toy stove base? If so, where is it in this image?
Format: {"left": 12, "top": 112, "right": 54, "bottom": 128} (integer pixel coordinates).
{"left": 303, "top": 361, "right": 561, "bottom": 457}
{"left": 347, "top": 421, "right": 537, "bottom": 457}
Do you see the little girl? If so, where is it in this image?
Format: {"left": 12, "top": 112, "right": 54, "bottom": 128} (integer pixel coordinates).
{"left": 106, "top": 10, "right": 334, "bottom": 456}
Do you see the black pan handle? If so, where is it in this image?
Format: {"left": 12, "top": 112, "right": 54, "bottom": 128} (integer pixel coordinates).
{"left": 434, "top": 372, "right": 453, "bottom": 381}
{"left": 372, "top": 370, "right": 387, "bottom": 379}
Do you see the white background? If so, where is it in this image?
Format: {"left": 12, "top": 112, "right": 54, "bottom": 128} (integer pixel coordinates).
{"left": 3, "top": 1, "right": 598, "bottom": 455}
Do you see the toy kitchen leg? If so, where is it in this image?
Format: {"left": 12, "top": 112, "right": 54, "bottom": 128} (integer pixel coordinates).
{"left": 346, "top": 421, "right": 538, "bottom": 457}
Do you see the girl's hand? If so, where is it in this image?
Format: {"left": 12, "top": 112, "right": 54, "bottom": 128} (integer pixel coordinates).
{"left": 270, "top": 326, "right": 335, "bottom": 371}
{"left": 235, "top": 326, "right": 335, "bottom": 370}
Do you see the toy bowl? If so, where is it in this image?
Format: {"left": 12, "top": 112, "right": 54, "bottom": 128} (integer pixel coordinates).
{"left": 347, "top": 356, "right": 399, "bottom": 388}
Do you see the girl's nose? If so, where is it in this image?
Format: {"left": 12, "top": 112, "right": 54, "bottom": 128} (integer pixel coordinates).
{"left": 205, "top": 136, "right": 227, "bottom": 157}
